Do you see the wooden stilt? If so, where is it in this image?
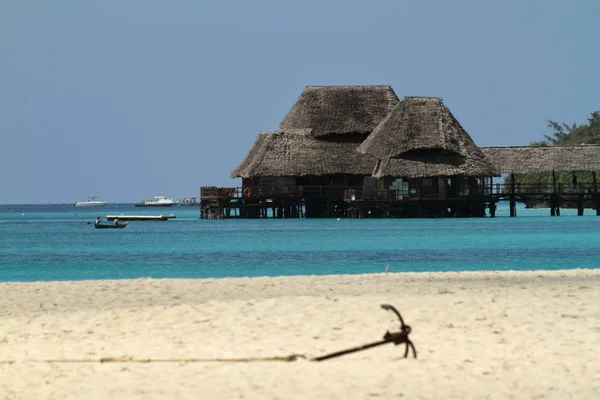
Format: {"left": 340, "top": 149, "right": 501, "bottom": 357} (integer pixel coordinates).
{"left": 551, "top": 171, "right": 559, "bottom": 216}
{"left": 489, "top": 201, "right": 497, "bottom": 218}
{"left": 509, "top": 173, "right": 516, "bottom": 217}
{"left": 594, "top": 172, "right": 600, "bottom": 217}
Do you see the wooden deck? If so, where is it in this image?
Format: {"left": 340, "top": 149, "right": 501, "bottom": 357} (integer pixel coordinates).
{"left": 199, "top": 183, "right": 600, "bottom": 219}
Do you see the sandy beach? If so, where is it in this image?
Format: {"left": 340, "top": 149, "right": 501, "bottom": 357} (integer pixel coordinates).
{"left": 1, "top": 269, "right": 599, "bottom": 399}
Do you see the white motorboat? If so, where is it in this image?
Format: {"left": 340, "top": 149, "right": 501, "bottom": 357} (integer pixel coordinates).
{"left": 74, "top": 196, "right": 106, "bottom": 207}
{"left": 134, "top": 196, "right": 177, "bottom": 207}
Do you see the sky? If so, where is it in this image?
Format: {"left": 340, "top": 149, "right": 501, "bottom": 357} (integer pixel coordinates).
{"left": 1, "top": 0, "right": 598, "bottom": 204}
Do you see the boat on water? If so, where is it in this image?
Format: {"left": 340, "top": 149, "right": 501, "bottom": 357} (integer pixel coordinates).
{"left": 105, "top": 214, "right": 176, "bottom": 221}
{"left": 134, "top": 196, "right": 177, "bottom": 207}
{"left": 94, "top": 221, "right": 128, "bottom": 229}
{"left": 75, "top": 196, "right": 106, "bottom": 207}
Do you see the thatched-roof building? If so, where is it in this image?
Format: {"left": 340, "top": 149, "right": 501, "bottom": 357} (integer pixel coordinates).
{"left": 482, "top": 145, "right": 600, "bottom": 173}
{"left": 206, "top": 85, "right": 600, "bottom": 219}
{"left": 228, "top": 85, "right": 503, "bottom": 218}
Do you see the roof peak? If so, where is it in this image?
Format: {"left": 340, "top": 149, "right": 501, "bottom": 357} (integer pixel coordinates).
{"left": 305, "top": 85, "right": 394, "bottom": 89}
{"left": 404, "top": 96, "right": 443, "bottom": 101}
{"left": 279, "top": 85, "right": 400, "bottom": 136}
{"left": 357, "top": 97, "right": 497, "bottom": 177}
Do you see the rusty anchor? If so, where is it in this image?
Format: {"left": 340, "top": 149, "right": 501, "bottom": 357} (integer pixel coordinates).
{"left": 312, "top": 304, "right": 417, "bottom": 361}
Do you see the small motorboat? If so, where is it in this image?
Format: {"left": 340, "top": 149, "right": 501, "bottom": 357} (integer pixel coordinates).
{"left": 134, "top": 196, "right": 177, "bottom": 207}
{"left": 94, "top": 221, "right": 129, "bottom": 229}
{"left": 75, "top": 196, "right": 106, "bottom": 207}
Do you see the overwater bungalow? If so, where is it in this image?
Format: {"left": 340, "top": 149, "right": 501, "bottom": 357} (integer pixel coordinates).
{"left": 202, "top": 86, "right": 498, "bottom": 218}
{"left": 201, "top": 85, "right": 600, "bottom": 219}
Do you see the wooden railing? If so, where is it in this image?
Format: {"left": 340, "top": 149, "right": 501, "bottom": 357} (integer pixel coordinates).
{"left": 200, "top": 183, "right": 600, "bottom": 201}
{"left": 491, "top": 183, "right": 598, "bottom": 195}
{"left": 200, "top": 187, "right": 239, "bottom": 198}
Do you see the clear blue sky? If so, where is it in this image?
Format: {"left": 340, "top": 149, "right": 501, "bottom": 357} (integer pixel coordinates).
{"left": 1, "top": 0, "right": 598, "bottom": 204}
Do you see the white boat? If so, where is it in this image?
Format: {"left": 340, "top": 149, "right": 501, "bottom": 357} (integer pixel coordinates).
{"left": 74, "top": 196, "right": 106, "bottom": 207}
{"left": 134, "top": 196, "right": 177, "bottom": 207}
{"left": 105, "top": 214, "right": 176, "bottom": 221}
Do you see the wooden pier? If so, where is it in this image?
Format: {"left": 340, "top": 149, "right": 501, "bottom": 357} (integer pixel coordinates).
{"left": 213, "top": 85, "right": 600, "bottom": 221}
{"left": 200, "top": 181, "right": 600, "bottom": 220}
{"left": 498, "top": 177, "right": 600, "bottom": 217}
{"left": 200, "top": 185, "right": 497, "bottom": 219}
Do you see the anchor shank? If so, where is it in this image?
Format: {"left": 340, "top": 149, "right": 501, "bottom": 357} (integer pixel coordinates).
{"left": 312, "top": 338, "right": 391, "bottom": 362}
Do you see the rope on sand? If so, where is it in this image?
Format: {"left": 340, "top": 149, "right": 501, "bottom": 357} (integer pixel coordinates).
{"left": 0, "top": 354, "right": 307, "bottom": 364}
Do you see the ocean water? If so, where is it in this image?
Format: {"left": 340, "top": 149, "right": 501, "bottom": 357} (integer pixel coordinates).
{"left": 1, "top": 202, "right": 599, "bottom": 282}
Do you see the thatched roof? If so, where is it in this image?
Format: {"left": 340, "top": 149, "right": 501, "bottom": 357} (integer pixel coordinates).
{"left": 231, "top": 130, "right": 499, "bottom": 179}
{"left": 360, "top": 97, "right": 465, "bottom": 157}
{"left": 372, "top": 150, "right": 500, "bottom": 179}
{"left": 481, "top": 146, "right": 600, "bottom": 173}
{"left": 279, "top": 86, "right": 399, "bottom": 138}
{"left": 358, "top": 96, "right": 498, "bottom": 177}
{"left": 230, "top": 130, "right": 374, "bottom": 178}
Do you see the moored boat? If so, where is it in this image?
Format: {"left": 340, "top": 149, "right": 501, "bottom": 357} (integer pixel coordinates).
{"left": 75, "top": 196, "right": 106, "bottom": 207}
{"left": 134, "top": 196, "right": 177, "bottom": 207}
{"left": 94, "top": 221, "right": 128, "bottom": 229}
{"left": 105, "top": 214, "right": 176, "bottom": 221}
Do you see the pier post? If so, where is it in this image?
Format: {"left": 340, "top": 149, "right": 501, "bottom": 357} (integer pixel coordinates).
{"left": 509, "top": 199, "right": 516, "bottom": 217}
{"left": 509, "top": 173, "right": 517, "bottom": 217}
{"left": 489, "top": 201, "right": 497, "bottom": 218}
{"left": 549, "top": 195, "right": 561, "bottom": 216}
{"left": 551, "top": 171, "right": 560, "bottom": 216}
{"left": 577, "top": 193, "right": 584, "bottom": 216}
{"left": 291, "top": 203, "right": 298, "bottom": 218}
{"left": 594, "top": 172, "right": 600, "bottom": 217}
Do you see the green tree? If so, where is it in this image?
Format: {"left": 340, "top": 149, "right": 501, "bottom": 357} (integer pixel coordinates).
{"left": 532, "top": 111, "right": 600, "bottom": 146}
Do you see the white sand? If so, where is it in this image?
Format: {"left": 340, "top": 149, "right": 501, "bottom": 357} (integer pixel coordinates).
{"left": 1, "top": 269, "right": 599, "bottom": 399}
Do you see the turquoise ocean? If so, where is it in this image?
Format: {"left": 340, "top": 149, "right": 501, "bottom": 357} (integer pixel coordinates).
{"left": 1, "top": 202, "right": 599, "bottom": 282}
